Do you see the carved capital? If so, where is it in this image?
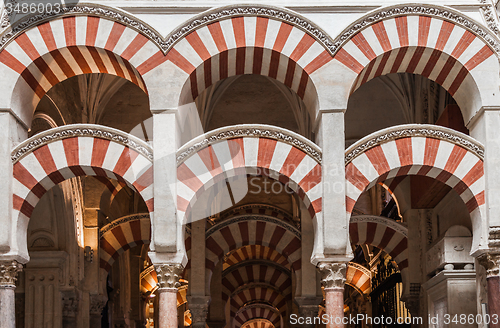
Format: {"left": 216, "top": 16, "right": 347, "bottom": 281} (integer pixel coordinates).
{"left": 187, "top": 296, "right": 210, "bottom": 325}
{"left": 318, "top": 262, "right": 347, "bottom": 289}
{"left": 0, "top": 260, "right": 22, "bottom": 287}
{"left": 62, "top": 291, "right": 79, "bottom": 317}
{"left": 155, "top": 264, "right": 183, "bottom": 289}
{"left": 89, "top": 295, "right": 107, "bottom": 315}
{"left": 478, "top": 253, "right": 500, "bottom": 277}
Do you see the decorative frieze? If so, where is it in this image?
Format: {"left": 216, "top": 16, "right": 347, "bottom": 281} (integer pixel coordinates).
{"left": 155, "top": 264, "right": 183, "bottom": 289}
{"left": 318, "top": 262, "right": 347, "bottom": 289}
{"left": 177, "top": 124, "right": 322, "bottom": 165}
{"left": 345, "top": 124, "right": 484, "bottom": 165}
{"left": 0, "top": 261, "right": 22, "bottom": 287}
{"left": 11, "top": 124, "right": 153, "bottom": 164}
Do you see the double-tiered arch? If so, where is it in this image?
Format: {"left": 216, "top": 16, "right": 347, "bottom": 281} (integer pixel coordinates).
{"left": 0, "top": 5, "right": 159, "bottom": 125}
{"left": 332, "top": 4, "right": 500, "bottom": 122}
{"left": 345, "top": 124, "right": 485, "bottom": 254}
{"left": 11, "top": 124, "right": 153, "bottom": 261}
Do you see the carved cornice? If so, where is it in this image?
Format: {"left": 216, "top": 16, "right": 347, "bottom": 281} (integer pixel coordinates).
{"left": 177, "top": 124, "right": 321, "bottom": 166}
{"left": 318, "top": 262, "right": 347, "bottom": 289}
{"left": 206, "top": 214, "right": 301, "bottom": 239}
{"left": 477, "top": 253, "right": 500, "bottom": 277}
{"left": 0, "top": 3, "right": 164, "bottom": 53}
{"left": 348, "top": 262, "right": 372, "bottom": 278}
{"left": 155, "top": 264, "right": 183, "bottom": 289}
{"left": 345, "top": 124, "right": 484, "bottom": 165}
{"left": 100, "top": 213, "right": 150, "bottom": 237}
{"left": 0, "top": 260, "right": 22, "bottom": 287}
{"left": 12, "top": 124, "right": 153, "bottom": 164}
{"left": 333, "top": 4, "right": 500, "bottom": 57}
{"left": 478, "top": 0, "right": 500, "bottom": 37}
{"left": 351, "top": 215, "right": 408, "bottom": 238}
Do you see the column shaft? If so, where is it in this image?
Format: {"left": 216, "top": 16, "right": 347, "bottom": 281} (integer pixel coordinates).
{"left": 158, "top": 288, "right": 178, "bottom": 328}
{"left": 325, "top": 288, "right": 344, "bottom": 328}
{"left": 0, "top": 286, "right": 15, "bottom": 328}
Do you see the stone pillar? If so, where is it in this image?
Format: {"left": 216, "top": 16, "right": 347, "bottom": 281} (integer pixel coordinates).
{"left": 156, "top": 264, "right": 183, "bottom": 328}
{"left": 89, "top": 294, "right": 107, "bottom": 327}
{"left": 318, "top": 262, "right": 346, "bottom": 328}
{"left": 188, "top": 296, "right": 210, "bottom": 328}
{"left": 295, "top": 297, "right": 323, "bottom": 328}
{"left": 478, "top": 253, "right": 500, "bottom": 323}
{"left": 0, "top": 260, "right": 22, "bottom": 328}
{"left": 313, "top": 111, "right": 351, "bottom": 262}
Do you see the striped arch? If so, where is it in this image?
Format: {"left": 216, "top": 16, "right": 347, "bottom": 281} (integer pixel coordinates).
{"left": 140, "top": 265, "right": 158, "bottom": 294}
{"left": 234, "top": 304, "right": 280, "bottom": 328}
{"left": 11, "top": 125, "right": 153, "bottom": 260}
{"left": 99, "top": 214, "right": 151, "bottom": 271}
{"left": 205, "top": 216, "right": 301, "bottom": 285}
{"left": 177, "top": 125, "right": 322, "bottom": 230}
{"left": 230, "top": 285, "right": 288, "bottom": 318}
{"left": 224, "top": 245, "right": 290, "bottom": 271}
{"left": 345, "top": 125, "right": 485, "bottom": 252}
{"left": 334, "top": 6, "right": 499, "bottom": 123}
{"left": 349, "top": 216, "right": 408, "bottom": 286}
{"left": 241, "top": 318, "right": 275, "bottom": 328}
{"left": 1, "top": 15, "right": 157, "bottom": 125}
{"left": 346, "top": 262, "right": 371, "bottom": 294}
{"left": 137, "top": 5, "right": 337, "bottom": 115}
{"left": 93, "top": 176, "right": 128, "bottom": 207}
{"left": 222, "top": 261, "right": 292, "bottom": 302}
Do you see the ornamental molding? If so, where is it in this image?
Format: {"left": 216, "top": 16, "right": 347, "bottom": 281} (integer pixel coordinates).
{"left": 348, "top": 262, "right": 372, "bottom": 278}
{"left": 478, "top": 0, "right": 500, "bottom": 37}
{"left": 489, "top": 226, "right": 500, "bottom": 248}
{"left": 345, "top": 124, "right": 484, "bottom": 165}
{"left": 317, "top": 262, "right": 347, "bottom": 289}
{"left": 162, "top": 4, "right": 335, "bottom": 55}
{"left": 350, "top": 215, "right": 408, "bottom": 238}
{"left": 0, "top": 4, "right": 334, "bottom": 56}
{"left": 333, "top": 3, "right": 500, "bottom": 57}
{"left": 100, "top": 213, "right": 150, "bottom": 237}
{"left": 222, "top": 259, "right": 291, "bottom": 278}
{"left": 0, "top": 260, "right": 22, "bottom": 287}
{"left": 0, "top": 3, "right": 164, "bottom": 53}
{"left": 206, "top": 214, "right": 301, "bottom": 239}
{"left": 155, "top": 263, "right": 183, "bottom": 289}
{"left": 177, "top": 124, "right": 322, "bottom": 166}
{"left": 12, "top": 124, "right": 153, "bottom": 164}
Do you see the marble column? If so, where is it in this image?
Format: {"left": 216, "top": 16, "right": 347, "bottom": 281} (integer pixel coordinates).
{"left": 156, "top": 264, "right": 183, "bottom": 328}
{"left": 188, "top": 296, "right": 210, "bottom": 328}
{"left": 295, "top": 296, "right": 323, "bottom": 328}
{"left": 0, "top": 260, "right": 22, "bottom": 328}
{"left": 478, "top": 253, "right": 500, "bottom": 325}
{"left": 318, "top": 262, "right": 347, "bottom": 328}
